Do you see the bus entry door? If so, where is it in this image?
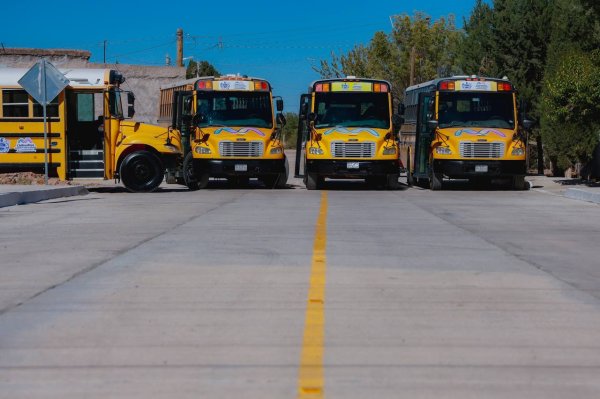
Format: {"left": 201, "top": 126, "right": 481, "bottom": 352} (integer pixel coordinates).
{"left": 294, "top": 94, "right": 311, "bottom": 178}
{"left": 413, "top": 92, "right": 435, "bottom": 178}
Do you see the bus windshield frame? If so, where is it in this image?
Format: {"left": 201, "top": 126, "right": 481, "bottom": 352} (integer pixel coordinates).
{"left": 195, "top": 91, "right": 273, "bottom": 128}
{"left": 438, "top": 91, "right": 515, "bottom": 129}
{"left": 313, "top": 92, "right": 390, "bottom": 129}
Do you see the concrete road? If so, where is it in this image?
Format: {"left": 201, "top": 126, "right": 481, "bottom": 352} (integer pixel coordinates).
{"left": 1, "top": 177, "right": 599, "bottom": 398}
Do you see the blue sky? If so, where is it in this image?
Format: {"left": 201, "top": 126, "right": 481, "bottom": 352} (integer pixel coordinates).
{"left": 1, "top": 0, "right": 476, "bottom": 112}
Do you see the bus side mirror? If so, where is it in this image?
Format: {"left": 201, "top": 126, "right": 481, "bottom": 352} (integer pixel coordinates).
{"left": 521, "top": 119, "right": 535, "bottom": 130}
{"left": 183, "top": 97, "right": 193, "bottom": 116}
{"left": 427, "top": 119, "right": 438, "bottom": 131}
{"left": 276, "top": 98, "right": 284, "bottom": 112}
{"left": 127, "top": 92, "right": 135, "bottom": 118}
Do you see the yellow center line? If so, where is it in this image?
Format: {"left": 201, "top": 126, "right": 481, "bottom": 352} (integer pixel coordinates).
{"left": 297, "top": 191, "right": 328, "bottom": 399}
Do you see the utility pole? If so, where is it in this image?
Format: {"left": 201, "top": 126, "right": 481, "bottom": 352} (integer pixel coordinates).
{"left": 103, "top": 40, "right": 107, "bottom": 64}
{"left": 176, "top": 28, "right": 184, "bottom": 67}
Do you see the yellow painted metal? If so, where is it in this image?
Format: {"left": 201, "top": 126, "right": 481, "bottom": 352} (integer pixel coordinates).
{"left": 306, "top": 86, "right": 397, "bottom": 162}
{"left": 297, "top": 191, "right": 328, "bottom": 399}
{"left": 1, "top": 69, "right": 182, "bottom": 181}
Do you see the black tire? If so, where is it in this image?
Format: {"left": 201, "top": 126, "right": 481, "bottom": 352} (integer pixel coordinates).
{"left": 512, "top": 175, "right": 527, "bottom": 190}
{"left": 183, "top": 152, "right": 209, "bottom": 190}
{"left": 265, "top": 157, "right": 289, "bottom": 189}
{"left": 306, "top": 172, "right": 320, "bottom": 190}
{"left": 430, "top": 168, "right": 443, "bottom": 191}
{"left": 183, "top": 152, "right": 200, "bottom": 190}
{"left": 387, "top": 173, "right": 401, "bottom": 190}
{"left": 120, "top": 150, "right": 164, "bottom": 193}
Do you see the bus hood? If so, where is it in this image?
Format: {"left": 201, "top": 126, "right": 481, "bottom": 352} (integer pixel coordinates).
{"left": 119, "top": 121, "right": 182, "bottom": 153}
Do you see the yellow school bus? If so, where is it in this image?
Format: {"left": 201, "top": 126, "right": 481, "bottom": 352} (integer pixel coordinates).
{"left": 399, "top": 76, "right": 529, "bottom": 190}
{"left": 0, "top": 67, "right": 182, "bottom": 192}
{"left": 294, "top": 77, "right": 401, "bottom": 189}
{"left": 159, "top": 74, "right": 288, "bottom": 189}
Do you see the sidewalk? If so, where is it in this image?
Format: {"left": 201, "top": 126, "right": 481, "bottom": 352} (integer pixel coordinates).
{"left": 528, "top": 175, "right": 600, "bottom": 205}
{"left": 0, "top": 184, "right": 89, "bottom": 208}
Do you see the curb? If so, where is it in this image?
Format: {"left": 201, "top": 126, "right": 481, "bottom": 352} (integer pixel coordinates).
{"left": 565, "top": 188, "right": 600, "bottom": 205}
{"left": 0, "top": 186, "right": 89, "bottom": 208}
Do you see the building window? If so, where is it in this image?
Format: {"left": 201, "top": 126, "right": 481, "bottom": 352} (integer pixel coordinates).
{"left": 2, "top": 90, "right": 29, "bottom": 117}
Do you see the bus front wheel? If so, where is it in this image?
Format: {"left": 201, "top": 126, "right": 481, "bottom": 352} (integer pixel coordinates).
{"left": 120, "top": 150, "right": 164, "bottom": 193}
{"left": 306, "top": 172, "right": 320, "bottom": 190}
{"left": 183, "top": 152, "right": 209, "bottom": 190}
{"left": 512, "top": 175, "right": 527, "bottom": 190}
{"left": 430, "top": 169, "right": 443, "bottom": 191}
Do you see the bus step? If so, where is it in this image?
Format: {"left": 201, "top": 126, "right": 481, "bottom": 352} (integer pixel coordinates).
{"left": 69, "top": 150, "right": 104, "bottom": 161}
{"left": 69, "top": 169, "right": 105, "bottom": 178}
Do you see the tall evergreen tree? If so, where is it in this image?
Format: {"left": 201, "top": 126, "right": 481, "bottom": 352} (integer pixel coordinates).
{"left": 457, "top": 0, "right": 496, "bottom": 76}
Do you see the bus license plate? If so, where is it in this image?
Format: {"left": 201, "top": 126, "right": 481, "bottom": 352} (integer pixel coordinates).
{"left": 235, "top": 164, "right": 247, "bottom": 172}
{"left": 475, "top": 165, "right": 488, "bottom": 173}
{"left": 347, "top": 162, "right": 360, "bottom": 169}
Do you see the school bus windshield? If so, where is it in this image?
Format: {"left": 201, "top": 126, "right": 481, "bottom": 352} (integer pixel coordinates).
{"left": 196, "top": 91, "right": 273, "bottom": 128}
{"left": 438, "top": 92, "right": 514, "bottom": 129}
{"left": 314, "top": 92, "right": 390, "bottom": 129}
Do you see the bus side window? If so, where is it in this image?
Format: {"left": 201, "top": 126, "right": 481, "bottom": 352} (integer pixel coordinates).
{"left": 2, "top": 90, "right": 29, "bottom": 117}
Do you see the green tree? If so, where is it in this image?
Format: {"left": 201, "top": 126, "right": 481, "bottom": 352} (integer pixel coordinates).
{"left": 314, "top": 13, "right": 462, "bottom": 99}
{"left": 186, "top": 60, "right": 219, "bottom": 79}
{"left": 281, "top": 112, "right": 299, "bottom": 149}
{"left": 540, "top": 0, "right": 600, "bottom": 173}
{"left": 457, "top": 0, "right": 497, "bottom": 75}
{"left": 541, "top": 49, "right": 600, "bottom": 170}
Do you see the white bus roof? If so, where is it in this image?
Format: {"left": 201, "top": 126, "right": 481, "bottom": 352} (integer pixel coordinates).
{"left": 0, "top": 68, "right": 109, "bottom": 88}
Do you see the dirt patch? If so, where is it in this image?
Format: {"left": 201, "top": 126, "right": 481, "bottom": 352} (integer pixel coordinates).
{"left": 0, "top": 172, "right": 72, "bottom": 185}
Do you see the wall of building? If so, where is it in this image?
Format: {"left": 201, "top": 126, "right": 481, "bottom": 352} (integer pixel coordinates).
{"left": 0, "top": 48, "right": 186, "bottom": 124}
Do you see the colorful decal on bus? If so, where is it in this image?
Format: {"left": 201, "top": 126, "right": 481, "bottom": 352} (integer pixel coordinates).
{"left": 323, "top": 127, "right": 380, "bottom": 137}
{"left": 0, "top": 138, "right": 9, "bottom": 153}
{"left": 15, "top": 137, "right": 37, "bottom": 153}
{"left": 454, "top": 128, "right": 507, "bottom": 138}
{"left": 214, "top": 127, "right": 266, "bottom": 137}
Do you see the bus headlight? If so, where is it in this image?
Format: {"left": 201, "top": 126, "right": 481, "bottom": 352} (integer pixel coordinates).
{"left": 512, "top": 148, "right": 525, "bottom": 156}
{"left": 270, "top": 147, "right": 283, "bottom": 155}
{"left": 195, "top": 146, "right": 211, "bottom": 155}
{"left": 435, "top": 146, "right": 452, "bottom": 155}
{"left": 309, "top": 147, "right": 324, "bottom": 155}
{"left": 383, "top": 147, "right": 397, "bottom": 155}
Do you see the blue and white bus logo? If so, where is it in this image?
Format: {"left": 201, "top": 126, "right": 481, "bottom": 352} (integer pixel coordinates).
{"left": 0, "top": 137, "right": 9, "bottom": 153}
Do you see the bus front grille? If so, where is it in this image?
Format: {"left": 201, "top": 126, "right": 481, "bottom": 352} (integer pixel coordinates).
{"left": 219, "top": 141, "right": 264, "bottom": 157}
{"left": 459, "top": 142, "right": 505, "bottom": 158}
{"left": 331, "top": 141, "right": 375, "bottom": 158}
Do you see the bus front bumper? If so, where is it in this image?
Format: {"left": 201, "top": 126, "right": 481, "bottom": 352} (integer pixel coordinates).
{"left": 434, "top": 160, "right": 526, "bottom": 178}
{"left": 306, "top": 159, "right": 399, "bottom": 178}
{"left": 194, "top": 158, "right": 286, "bottom": 177}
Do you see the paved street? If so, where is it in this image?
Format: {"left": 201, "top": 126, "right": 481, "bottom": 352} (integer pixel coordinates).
{"left": 1, "top": 177, "right": 600, "bottom": 398}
